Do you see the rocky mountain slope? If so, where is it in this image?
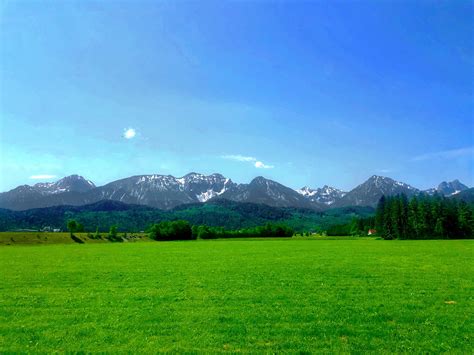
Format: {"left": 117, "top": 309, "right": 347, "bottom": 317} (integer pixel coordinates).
{"left": 297, "top": 185, "right": 346, "bottom": 206}
{"left": 332, "top": 175, "right": 419, "bottom": 208}
{"left": 0, "top": 173, "right": 470, "bottom": 211}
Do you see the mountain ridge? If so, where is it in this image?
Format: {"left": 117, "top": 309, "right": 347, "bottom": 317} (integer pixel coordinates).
{"left": 0, "top": 173, "right": 470, "bottom": 211}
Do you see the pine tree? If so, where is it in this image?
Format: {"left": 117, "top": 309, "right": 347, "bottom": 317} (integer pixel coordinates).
{"left": 383, "top": 197, "right": 394, "bottom": 240}
{"left": 399, "top": 194, "right": 409, "bottom": 239}
{"left": 417, "top": 196, "right": 430, "bottom": 239}
{"left": 408, "top": 195, "right": 419, "bottom": 238}
{"left": 458, "top": 200, "right": 474, "bottom": 238}
{"left": 366, "top": 193, "right": 473, "bottom": 240}
{"left": 375, "top": 196, "right": 386, "bottom": 236}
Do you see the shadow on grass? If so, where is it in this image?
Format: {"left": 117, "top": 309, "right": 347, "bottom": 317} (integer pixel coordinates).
{"left": 70, "top": 234, "right": 84, "bottom": 244}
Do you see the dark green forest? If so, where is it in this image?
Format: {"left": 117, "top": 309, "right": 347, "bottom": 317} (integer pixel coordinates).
{"left": 147, "top": 220, "right": 294, "bottom": 241}
{"left": 375, "top": 194, "right": 473, "bottom": 239}
{"left": 330, "top": 194, "right": 474, "bottom": 239}
{"left": 0, "top": 200, "right": 373, "bottom": 233}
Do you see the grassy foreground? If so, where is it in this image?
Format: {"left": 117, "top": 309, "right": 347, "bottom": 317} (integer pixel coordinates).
{"left": 0, "top": 239, "right": 472, "bottom": 352}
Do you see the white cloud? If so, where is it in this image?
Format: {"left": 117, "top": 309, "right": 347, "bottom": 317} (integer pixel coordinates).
{"left": 30, "top": 174, "right": 57, "bottom": 180}
{"left": 411, "top": 146, "right": 474, "bottom": 161}
{"left": 123, "top": 128, "right": 136, "bottom": 139}
{"left": 221, "top": 154, "right": 257, "bottom": 162}
{"left": 222, "top": 154, "right": 274, "bottom": 169}
{"left": 255, "top": 161, "right": 274, "bottom": 169}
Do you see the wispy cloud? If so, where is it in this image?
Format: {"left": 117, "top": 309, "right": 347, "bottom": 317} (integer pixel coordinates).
{"left": 222, "top": 154, "right": 274, "bottom": 169}
{"left": 376, "top": 168, "right": 392, "bottom": 174}
{"left": 123, "top": 128, "right": 136, "bottom": 139}
{"left": 411, "top": 146, "right": 474, "bottom": 161}
{"left": 221, "top": 154, "right": 257, "bottom": 162}
{"left": 30, "top": 174, "right": 57, "bottom": 180}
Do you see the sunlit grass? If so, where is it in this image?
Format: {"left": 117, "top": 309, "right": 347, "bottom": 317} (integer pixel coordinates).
{"left": 0, "top": 239, "right": 472, "bottom": 352}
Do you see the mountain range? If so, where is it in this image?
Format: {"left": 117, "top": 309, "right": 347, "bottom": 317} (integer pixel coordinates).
{"left": 0, "top": 173, "right": 470, "bottom": 211}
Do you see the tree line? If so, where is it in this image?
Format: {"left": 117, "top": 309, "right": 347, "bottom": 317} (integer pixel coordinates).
{"left": 66, "top": 218, "right": 295, "bottom": 241}
{"left": 67, "top": 193, "right": 473, "bottom": 240}
{"left": 148, "top": 220, "right": 294, "bottom": 241}
{"left": 326, "top": 194, "right": 473, "bottom": 239}
{"left": 375, "top": 194, "right": 473, "bottom": 239}
{"left": 326, "top": 216, "right": 375, "bottom": 236}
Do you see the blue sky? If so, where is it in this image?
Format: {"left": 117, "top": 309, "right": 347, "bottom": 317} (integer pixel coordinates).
{"left": 1, "top": 0, "right": 473, "bottom": 191}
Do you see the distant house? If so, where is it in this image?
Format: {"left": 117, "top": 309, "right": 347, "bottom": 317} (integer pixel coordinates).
{"left": 368, "top": 229, "right": 377, "bottom": 235}
{"left": 53, "top": 228, "right": 61, "bottom": 232}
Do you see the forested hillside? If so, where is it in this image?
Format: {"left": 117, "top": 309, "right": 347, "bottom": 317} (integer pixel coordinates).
{"left": 0, "top": 199, "right": 374, "bottom": 233}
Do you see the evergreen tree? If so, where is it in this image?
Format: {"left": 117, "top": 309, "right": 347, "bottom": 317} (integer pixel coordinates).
{"left": 431, "top": 194, "right": 444, "bottom": 238}
{"left": 458, "top": 201, "right": 474, "bottom": 238}
{"left": 383, "top": 197, "right": 394, "bottom": 240}
{"left": 408, "top": 196, "right": 419, "bottom": 239}
{"left": 373, "top": 192, "right": 473, "bottom": 240}
{"left": 375, "top": 196, "right": 386, "bottom": 235}
{"left": 399, "top": 194, "right": 409, "bottom": 239}
{"left": 416, "top": 196, "right": 430, "bottom": 239}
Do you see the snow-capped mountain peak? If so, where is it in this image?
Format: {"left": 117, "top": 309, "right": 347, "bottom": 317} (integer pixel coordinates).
{"left": 99, "top": 173, "right": 236, "bottom": 207}
{"left": 297, "top": 186, "right": 318, "bottom": 197}
{"left": 33, "top": 175, "right": 96, "bottom": 195}
{"left": 332, "top": 175, "right": 420, "bottom": 208}
{"left": 436, "top": 179, "right": 469, "bottom": 196}
{"left": 0, "top": 173, "right": 470, "bottom": 211}
{"left": 297, "top": 185, "right": 346, "bottom": 205}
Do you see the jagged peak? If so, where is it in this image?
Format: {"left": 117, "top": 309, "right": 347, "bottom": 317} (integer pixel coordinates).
{"left": 210, "top": 173, "right": 226, "bottom": 178}
{"left": 183, "top": 172, "right": 201, "bottom": 177}
{"left": 368, "top": 175, "right": 392, "bottom": 181}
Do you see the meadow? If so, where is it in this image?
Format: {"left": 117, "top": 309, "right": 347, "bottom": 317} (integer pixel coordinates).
{"left": 0, "top": 238, "right": 472, "bottom": 352}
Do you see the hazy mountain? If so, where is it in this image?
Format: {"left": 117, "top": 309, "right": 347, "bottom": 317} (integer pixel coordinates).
{"left": 0, "top": 175, "right": 96, "bottom": 211}
{"left": 424, "top": 179, "right": 469, "bottom": 197}
{"left": 218, "top": 176, "right": 317, "bottom": 209}
{"left": 450, "top": 187, "right": 474, "bottom": 204}
{"left": 33, "top": 175, "right": 95, "bottom": 194}
{"left": 297, "top": 185, "right": 346, "bottom": 206}
{"left": 436, "top": 180, "right": 469, "bottom": 196}
{"left": 0, "top": 173, "right": 237, "bottom": 211}
{"left": 91, "top": 173, "right": 236, "bottom": 210}
{"left": 332, "top": 175, "right": 419, "bottom": 208}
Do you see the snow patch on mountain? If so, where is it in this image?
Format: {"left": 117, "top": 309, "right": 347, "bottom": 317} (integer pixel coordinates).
{"left": 297, "top": 185, "right": 346, "bottom": 205}
{"left": 196, "top": 184, "right": 228, "bottom": 202}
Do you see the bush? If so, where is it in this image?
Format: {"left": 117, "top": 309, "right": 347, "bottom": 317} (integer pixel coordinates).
{"left": 149, "top": 220, "right": 194, "bottom": 241}
{"left": 326, "top": 223, "right": 351, "bottom": 236}
{"left": 196, "top": 225, "right": 218, "bottom": 239}
{"left": 67, "top": 219, "right": 78, "bottom": 237}
{"left": 107, "top": 225, "right": 122, "bottom": 242}
{"left": 93, "top": 227, "right": 102, "bottom": 239}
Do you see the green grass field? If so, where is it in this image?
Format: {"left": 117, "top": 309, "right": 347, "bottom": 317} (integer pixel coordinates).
{"left": 0, "top": 239, "right": 472, "bottom": 352}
